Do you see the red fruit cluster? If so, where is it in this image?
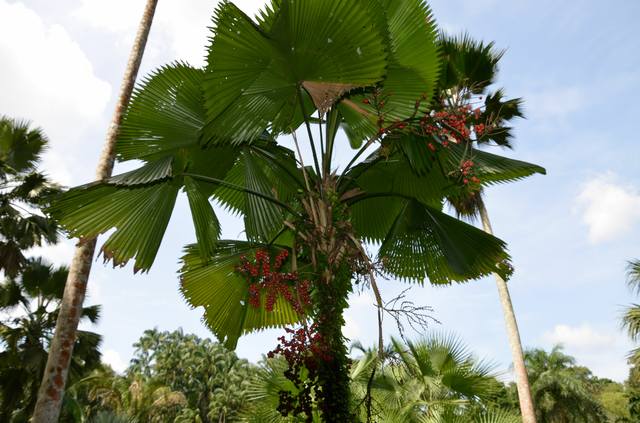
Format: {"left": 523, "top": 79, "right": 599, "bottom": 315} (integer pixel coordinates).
{"left": 268, "top": 324, "right": 330, "bottom": 420}
{"left": 236, "top": 250, "right": 312, "bottom": 314}
{"left": 417, "top": 104, "right": 492, "bottom": 149}
{"left": 474, "top": 123, "right": 486, "bottom": 136}
{"left": 460, "top": 159, "right": 480, "bottom": 186}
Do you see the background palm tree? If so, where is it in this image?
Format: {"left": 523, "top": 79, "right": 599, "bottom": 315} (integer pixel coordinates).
{"left": 353, "top": 335, "right": 514, "bottom": 422}
{"left": 0, "top": 258, "right": 102, "bottom": 422}
{"left": 621, "top": 259, "right": 640, "bottom": 421}
{"left": 50, "top": 2, "right": 544, "bottom": 420}
{"left": 524, "top": 346, "right": 606, "bottom": 422}
{"left": 435, "top": 34, "right": 541, "bottom": 422}
{"left": 34, "top": 1, "right": 159, "bottom": 421}
{"left": 0, "top": 116, "right": 60, "bottom": 277}
{"left": 623, "top": 260, "right": 640, "bottom": 365}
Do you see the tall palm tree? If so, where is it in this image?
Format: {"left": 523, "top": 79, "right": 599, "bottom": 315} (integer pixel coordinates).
{"left": 0, "top": 117, "right": 60, "bottom": 277}
{"left": 524, "top": 346, "right": 606, "bottom": 422}
{"left": 436, "top": 34, "right": 542, "bottom": 423}
{"left": 33, "top": 1, "right": 159, "bottom": 421}
{"left": 49, "top": 1, "right": 543, "bottom": 420}
{"left": 0, "top": 258, "right": 101, "bottom": 422}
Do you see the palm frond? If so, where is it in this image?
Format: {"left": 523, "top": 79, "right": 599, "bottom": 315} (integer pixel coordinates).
{"left": 50, "top": 182, "right": 180, "bottom": 272}
{"left": 116, "top": 63, "right": 205, "bottom": 162}
{"left": 627, "top": 259, "right": 640, "bottom": 294}
{"left": 203, "top": 0, "right": 387, "bottom": 143}
{"left": 179, "top": 241, "right": 301, "bottom": 349}
{"left": 378, "top": 200, "right": 510, "bottom": 284}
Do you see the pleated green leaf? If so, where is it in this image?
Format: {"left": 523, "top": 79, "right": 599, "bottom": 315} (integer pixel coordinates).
{"left": 179, "top": 241, "right": 301, "bottom": 349}
{"left": 347, "top": 153, "right": 450, "bottom": 242}
{"left": 243, "top": 153, "right": 285, "bottom": 241}
{"left": 184, "top": 176, "right": 220, "bottom": 258}
{"left": 50, "top": 182, "right": 180, "bottom": 272}
{"left": 108, "top": 156, "right": 173, "bottom": 186}
{"left": 378, "top": 200, "right": 509, "bottom": 284}
{"left": 203, "top": 0, "right": 387, "bottom": 143}
{"left": 117, "top": 63, "right": 205, "bottom": 162}
{"left": 340, "top": 0, "right": 441, "bottom": 142}
{"left": 213, "top": 145, "right": 301, "bottom": 236}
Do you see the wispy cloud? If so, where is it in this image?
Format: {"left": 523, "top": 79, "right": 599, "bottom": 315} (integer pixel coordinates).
{"left": 543, "top": 323, "right": 615, "bottom": 350}
{"left": 524, "top": 86, "right": 588, "bottom": 123}
{"left": 541, "top": 323, "right": 631, "bottom": 381}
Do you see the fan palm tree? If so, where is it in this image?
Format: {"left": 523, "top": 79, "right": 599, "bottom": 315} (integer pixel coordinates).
{"left": 0, "top": 258, "right": 101, "bottom": 422}
{"left": 34, "top": 1, "right": 159, "bottom": 421}
{"left": 435, "top": 34, "right": 542, "bottom": 422}
{"left": 0, "top": 116, "right": 60, "bottom": 277}
{"left": 351, "top": 335, "right": 513, "bottom": 422}
{"left": 243, "top": 336, "right": 519, "bottom": 423}
{"left": 524, "top": 346, "right": 606, "bottom": 422}
{"left": 49, "top": 1, "right": 543, "bottom": 420}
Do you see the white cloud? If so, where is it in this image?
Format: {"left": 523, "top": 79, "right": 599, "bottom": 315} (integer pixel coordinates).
{"left": 102, "top": 349, "right": 128, "bottom": 373}
{"left": 27, "top": 240, "right": 76, "bottom": 267}
{"left": 575, "top": 172, "right": 640, "bottom": 244}
{"left": 543, "top": 324, "right": 615, "bottom": 350}
{"left": 0, "top": 0, "right": 112, "bottom": 185}
{"left": 541, "top": 324, "right": 631, "bottom": 381}
{"left": 72, "top": 0, "right": 268, "bottom": 66}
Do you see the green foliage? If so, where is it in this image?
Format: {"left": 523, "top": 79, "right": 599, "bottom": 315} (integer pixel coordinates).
{"left": 623, "top": 260, "right": 640, "bottom": 358}
{"left": 243, "top": 334, "right": 520, "bottom": 422}
{"left": 130, "top": 329, "right": 256, "bottom": 422}
{"left": 71, "top": 330, "right": 257, "bottom": 423}
{"left": 524, "top": 346, "right": 608, "bottom": 423}
{"left": 0, "top": 116, "right": 60, "bottom": 277}
{"left": 0, "top": 258, "right": 102, "bottom": 422}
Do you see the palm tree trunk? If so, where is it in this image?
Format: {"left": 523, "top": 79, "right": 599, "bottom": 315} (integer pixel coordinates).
{"left": 32, "top": 2, "right": 159, "bottom": 421}
{"left": 478, "top": 202, "right": 536, "bottom": 423}
{"left": 316, "top": 269, "right": 352, "bottom": 422}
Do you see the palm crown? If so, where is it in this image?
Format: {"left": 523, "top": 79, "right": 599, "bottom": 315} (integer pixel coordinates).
{"left": 50, "top": 0, "right": 544, "bottom": 419}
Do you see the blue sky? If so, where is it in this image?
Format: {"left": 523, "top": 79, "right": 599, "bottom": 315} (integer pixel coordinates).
{"left": 1, "top": 0, "right": 639, "bottom": 381}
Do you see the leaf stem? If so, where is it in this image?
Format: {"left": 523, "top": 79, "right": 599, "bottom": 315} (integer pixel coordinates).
{"left": 181, "top": 172, "right": 301, "bottom": 217}
{"left": 297, "top": 88, "right": 322, "bottom": 181}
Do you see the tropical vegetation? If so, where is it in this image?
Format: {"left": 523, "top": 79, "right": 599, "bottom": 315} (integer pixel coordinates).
{"left": 0, "top": 118, "right": 102, "bottom": 421}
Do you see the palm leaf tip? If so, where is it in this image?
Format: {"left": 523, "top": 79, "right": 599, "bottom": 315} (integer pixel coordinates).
{"left": 49, "top": 181, "right": 180, "bottom": 272}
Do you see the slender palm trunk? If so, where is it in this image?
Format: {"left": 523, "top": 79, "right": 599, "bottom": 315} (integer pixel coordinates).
{"left": 478, "top": 202, "right": 536, "bottom": 423}
{"left": 32, "top": 2, "right": 158, "bottom": 421}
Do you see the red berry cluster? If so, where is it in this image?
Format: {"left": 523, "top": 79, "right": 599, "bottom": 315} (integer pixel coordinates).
{"left": 460, "top": 159, "right": 480, "bottom": 186}
{"left": 418, "top": 105, "right": 493, "bottom": 148}
{"left": 268, "top": 324, "right": 330, "bottom": 420}
{"left": 236, "top": 250, "right": 312, "bottom": 314}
